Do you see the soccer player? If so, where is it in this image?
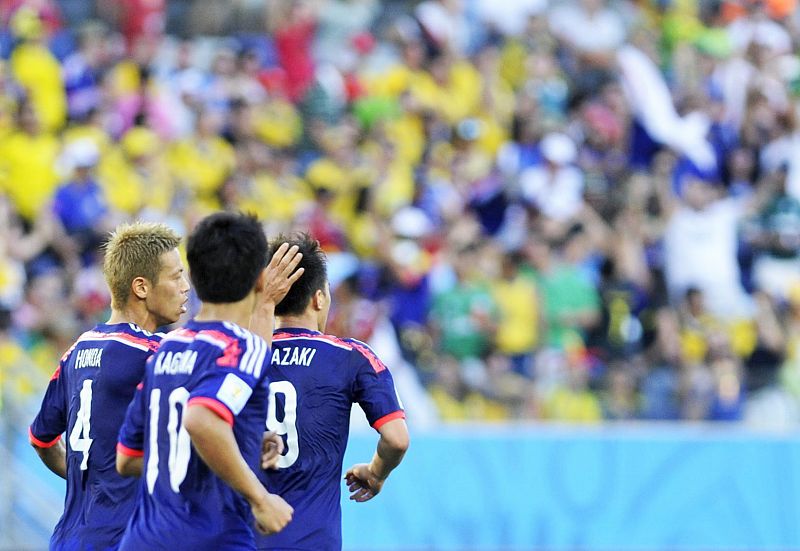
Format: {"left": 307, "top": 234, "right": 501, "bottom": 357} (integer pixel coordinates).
{"left": 29, "top": 221, "right": 190, "bottom": 551}
{"left": 256, "top": 234, "right": 410, "bottom": 551}
{"left": 116, "top": 212, "right": 301, "bottom": 550}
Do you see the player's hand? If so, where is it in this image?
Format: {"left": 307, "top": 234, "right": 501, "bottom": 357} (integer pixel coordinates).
{"left": 261, "top": 243, "right": 304, "bottom": 305}
{"left": 260, "top": 430, "right": 284, "bottom": 470}
{"left": 252, "top": 492, "right": 294, "bottom": 535}
{"left": 344, "top": 463, "right": 384, "bottom": 502}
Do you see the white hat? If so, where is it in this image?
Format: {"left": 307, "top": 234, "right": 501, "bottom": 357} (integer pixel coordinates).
{"left": 65, "top": 139, "right": 99, "bottom": 168}
{"left": 540, "top": 132, "right": 576, "bottom": 165}
{"left": 391, "top": 206, "right": 434, "bottom": 239}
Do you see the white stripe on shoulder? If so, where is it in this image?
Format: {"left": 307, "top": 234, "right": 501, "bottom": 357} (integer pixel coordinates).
{"left": 249, "top": 332, "right": 263, "bottom": 376}
{"left": 195, "top": 333, "right": 227, "bottom": 349}
{"left": 348, "top": 338, "right": 377, "bottom": 353}
{"left": 162, "top": 334, "right": 194, "bottom": 345}
{"left": 252, "top": 334, "right": 267, "bottom": 379}
{"left": 272, "top": 335, "right": 352, "bottom": 351}
{"left": 240, "top": 330, "right": 254, "bottom": 375}
{"left": 223, "top": 321, "right": 248, "bottom": 339}
{"left": 128, "top": 322, "right": 155, "bottom": 336}
{"left": 75, "top": 334, "right": 150, "bottom": 352}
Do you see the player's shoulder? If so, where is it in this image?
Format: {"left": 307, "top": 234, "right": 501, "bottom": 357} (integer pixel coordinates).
{"left": 338, "top": 337, "right": 389, "bottom": 373}
{"left": 185, "top": 321, "right": 269, "bottom": 374}
{"left": 273, "top": 330, "right": 355, "bottom": 352}
{"left": 70, "top": 323, "right": 161, "bottom": 355}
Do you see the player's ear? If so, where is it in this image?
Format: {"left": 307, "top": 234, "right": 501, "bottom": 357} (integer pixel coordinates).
{"left": 312, "top": 288, "right": 326, "bottom": 311}
{"left": 131, "top": 276, "right": 149, "bottom": 300}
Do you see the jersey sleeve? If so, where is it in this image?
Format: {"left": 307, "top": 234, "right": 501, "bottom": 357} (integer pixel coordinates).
{"left": 187, "top": 337, "right": 270, "bottom": 426}
{"left": 349, "top": 340, "right": 405, "bottom": 430}
{"left": 117, "top": 381, "right": 147, "bottom": 457}
{"left": 29, "top": 362, "right": 68, "bottom": 448}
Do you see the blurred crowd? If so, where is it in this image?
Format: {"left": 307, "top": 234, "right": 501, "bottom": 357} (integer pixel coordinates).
{"left": 2, "top": 0, "right": 800, "bottom": 427}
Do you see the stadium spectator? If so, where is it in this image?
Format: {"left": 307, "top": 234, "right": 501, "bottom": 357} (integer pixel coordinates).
{"left": 2, "top": 0, "right": 800, "bottom": 432}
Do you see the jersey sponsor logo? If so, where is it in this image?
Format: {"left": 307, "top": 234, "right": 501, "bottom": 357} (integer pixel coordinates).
{"left": 270, "top": 346, "right": 317, "bottom": 367}
{"left": 153, "top": 350, "right": 198, "bottom": 376}
{"left": 74, "top": 347, "right": 103, "bottom": 369}
{"left": 216, "top": 373, "right": 253, "bottom": 415}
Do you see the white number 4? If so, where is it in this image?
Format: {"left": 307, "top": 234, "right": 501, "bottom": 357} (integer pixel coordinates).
{"left": 267, "top": 381, "right": 299, "bottom": 468}
{"left": 69, "top": 379, "right": 94, "bottom": 471}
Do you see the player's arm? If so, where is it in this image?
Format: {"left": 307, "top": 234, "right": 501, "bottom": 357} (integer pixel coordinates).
{"left": 31, "top": 436, "right": 67, "bottom": 479}
{"left": 183, "top": 405, "right": 293, "bottom": 534}
{"left": 260, "top": 430, "right": 284, "bottom": 470}
{"left": 250, "top": 243, "right": 304, "bottom": 347}
{"left": 345, "top": 418, "right": 409, "bottom": 502}
{"left": 346, "top": 343, "right": 410, "bottom": 502}
{"left": 29, "top": 363, "right": 68, "bottom": 479}
{"left": 117, "top": 382, "right": 147, "bottom": 477}
{"left": 116, "top": 451, "right": 143, "bottom": 477}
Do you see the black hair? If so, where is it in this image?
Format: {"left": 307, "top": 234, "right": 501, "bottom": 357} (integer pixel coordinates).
{"left": 270, "top": 233, "right": 327, "bottom": 316}
{"left": 187, "top": 212, "right": 267, "bottom": 303}
{"left": 685, "top": 286, "right": 703, "bottom": 300}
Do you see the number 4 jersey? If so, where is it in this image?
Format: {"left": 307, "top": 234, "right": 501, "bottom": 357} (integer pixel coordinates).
{"left": 29, "top": 322, "right": 163, "bottom": 551}
{"left": 256, "top": 328, "right": 405, "bottom": 551}
{"left": 117, "top": 320, "right": 271, "bottom": 551}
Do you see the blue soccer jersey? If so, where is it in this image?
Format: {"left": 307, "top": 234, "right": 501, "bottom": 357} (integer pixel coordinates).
{"left": 29, "top": 323, "right": 163, "bottom": 551}
{"left": 256, "top": 328, "right": 404, "bottom": 551}
{"left": 117, "top": 320, "right": 271, "bottom": 551}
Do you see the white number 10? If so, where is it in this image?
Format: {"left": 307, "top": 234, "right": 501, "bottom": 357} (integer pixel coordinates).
{"left": 146, "top": 387, "right": 191, "bottom": 494}
{"left": 267, "top": 381, "right": 299, "bottom": 468}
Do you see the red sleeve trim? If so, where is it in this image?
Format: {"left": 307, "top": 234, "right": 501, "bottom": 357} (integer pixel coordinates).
{"left": 50, "top": 366, "right": 61, "bottom": 381}
{"left": 371, "top": 410, "right": 405, "bottom": 430}
{"left": 116, "top": 442, "right": 144, "bottom": 458}
{"left": 28, "top": 427, "right": 62, "bottom": 448}
{"left": 187, "top": 397, "right": 234, "bottom": 427}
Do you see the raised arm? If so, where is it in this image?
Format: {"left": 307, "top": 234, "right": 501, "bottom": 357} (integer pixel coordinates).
{"left": 250, "top": 243, "right": 304, "bottom": 347}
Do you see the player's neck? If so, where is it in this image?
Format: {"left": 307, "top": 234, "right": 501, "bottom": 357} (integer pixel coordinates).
{"left": 275, "top": 312, "right": 320, "bottom": 333}
{"left": 194, "top": 296, "right": 255, "bottom": 330}
{"left": 107, "top": 303, "right": 158, "bottom": 333}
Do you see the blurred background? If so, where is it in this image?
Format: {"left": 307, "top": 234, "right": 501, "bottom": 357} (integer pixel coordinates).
{"left": 1, "top": 0, "right": 800, "bottom": 549}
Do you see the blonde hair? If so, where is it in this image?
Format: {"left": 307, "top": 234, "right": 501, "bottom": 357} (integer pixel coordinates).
{"left": 103, "top": 222, "right": 181, "bottom": 309}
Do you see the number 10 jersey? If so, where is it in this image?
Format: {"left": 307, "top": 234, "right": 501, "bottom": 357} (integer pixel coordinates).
{"left": 29, "top": 322, "right": 163, "bottom": 551}
{"left": 117, "top": 320, "right": 271, "bottom": 551}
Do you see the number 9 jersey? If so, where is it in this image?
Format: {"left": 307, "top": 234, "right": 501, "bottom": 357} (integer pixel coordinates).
{"left": 256, "top": 328, "right": 405, "bottom": 551}
{"left": 29, "top": 323, "right": 163, "bottom": 551}
{"left": 117, "top": 320, "right": 271, "bottom": 551}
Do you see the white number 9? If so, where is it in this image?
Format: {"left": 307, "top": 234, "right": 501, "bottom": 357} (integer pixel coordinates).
{"left": 266, "top": 381, "right": 299, "bottom": 468}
